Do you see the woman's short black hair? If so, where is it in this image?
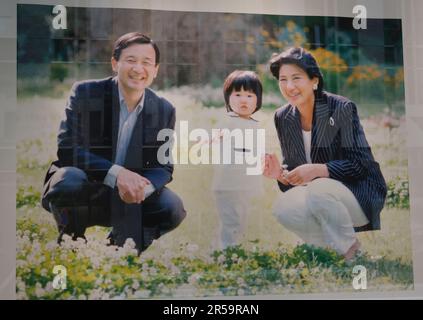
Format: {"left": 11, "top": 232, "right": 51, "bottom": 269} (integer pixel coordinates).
{"left": 269, "top": 47, "right": 324, "bottom": 94}
{"left": 112, "top": 32, "right": 160, "bottom": 65}
{"left": 223, "top": 70, "right": 263, "bottom": 113}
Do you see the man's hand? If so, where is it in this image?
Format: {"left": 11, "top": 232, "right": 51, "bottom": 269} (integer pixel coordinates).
{"left": 116, "top": 168, "right": 151, "bottom": 204}
{"left": 286, "top": 163, "right": 329, "bottom": 186}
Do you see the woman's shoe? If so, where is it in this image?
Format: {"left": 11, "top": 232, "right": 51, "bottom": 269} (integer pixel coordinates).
{"left": 344, "top": 239, "right": 361, "bottom": 261}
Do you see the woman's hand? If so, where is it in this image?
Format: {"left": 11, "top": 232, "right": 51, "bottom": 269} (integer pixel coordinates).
{"left": 286, "top": 163, "right": 329, "bottom": 186}
{"left": 263, "top": 153, "right": 290, "bottom": 185}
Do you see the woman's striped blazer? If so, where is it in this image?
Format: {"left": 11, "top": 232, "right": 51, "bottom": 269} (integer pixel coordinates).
{"left": 274, "top": 91, "right": 387, "bottom": 231}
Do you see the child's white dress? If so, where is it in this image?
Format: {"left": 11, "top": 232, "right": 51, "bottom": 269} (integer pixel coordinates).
{"left": 212, "top": 111, "right": 264, "bottom": 249}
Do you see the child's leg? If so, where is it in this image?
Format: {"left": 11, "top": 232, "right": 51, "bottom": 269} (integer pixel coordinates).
{"left": 214, "top": 191, "right": 245, "bottom": 250}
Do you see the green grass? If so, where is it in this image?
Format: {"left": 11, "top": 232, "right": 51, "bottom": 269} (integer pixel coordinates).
{"left": 16, "top": 208, "right": 413, "bottom": 299}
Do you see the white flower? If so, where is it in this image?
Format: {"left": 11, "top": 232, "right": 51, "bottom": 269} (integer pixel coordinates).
{"left": 95, "top": 277, "right": 103, "bottom": 286}
{"left": 123, "top": 238, "right": 136, "bottom": 250}
{"left": 16, "top": 291, "right": 28, "bottom": 300}
{"left": 75, "top": 237, "right": 87, "bottom": 247}
{"left": 16, "top": 278, "right": 26, "bottom": 292}
{"left": 16, "top": 259, "right": 27, "bottom": 268}
{"left": 91, "top": 256, "right": 102, "bottom": 269}
{"left": 149, "top": 267, "right": 157, "bottom": 276}
{"left": 103, "top": 263, "right": 112, "bottom": 272}
{"left": 44, "top": 282, "right": 54, "bottom": 293}
{"left": 88, "top": 288, "right": 104, "bottom": 300}
{"left": 27, "top": 253, "right": 36, "bottom": 265}
{"left": 188, "top": 273, "right": 201, "bottom": 285}
{"left": 132, "top": 281, "right": 140, "bottom": 290}
{"left": 45, "top": 241, "right": 57, "bottom": 251}
{"left": 34, "top": 283, "right": 45, "bottom": 298}
{"left": 119, "top": 260, "right": 128, "bottom": 267}
{"left": 169, "top": 264, "right": 181, "bottom": 275}
{"left": 101, "top": 293, "right": 111, "bottom": 300}
{"left": 236, "top": 277, "right": 245, "bottom": 286}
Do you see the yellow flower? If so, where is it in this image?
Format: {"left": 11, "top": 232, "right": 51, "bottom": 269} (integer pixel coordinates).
{"left": 293, "top": 32, "right": 305, "bottom": 46}
{"left": 246, "top": 43, "right": 255, "bottom": 56}
{"left": 286, "top": 20, "right": 296, "bottom": 32}
{"left": 309, "top": 48, "right": 347, "bottom": 73}
{"left": 347, "top": 65, "right": 383, "bottom": 84}
{"left": 260, "top": 29, "right": 269, "bottom": 38}
{"left": 395, "top": 68, "right": 404, "bottom": 84}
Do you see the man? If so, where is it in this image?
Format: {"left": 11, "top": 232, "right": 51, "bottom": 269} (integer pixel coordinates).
{"left": 41, "top": 32, "right": 186, "bottom": 253}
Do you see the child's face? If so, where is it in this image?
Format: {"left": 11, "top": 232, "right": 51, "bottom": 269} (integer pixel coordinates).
{"left": 229, "top": 87, "right": 257, "bottom": 118}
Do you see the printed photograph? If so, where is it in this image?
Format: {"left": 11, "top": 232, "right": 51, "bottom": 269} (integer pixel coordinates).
{"left": 16, "top": 3, "right": 413, "bottom": 299}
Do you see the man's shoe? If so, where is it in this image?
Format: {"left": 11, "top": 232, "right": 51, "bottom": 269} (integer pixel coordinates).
{"left": 142, "top": 227, "right": 160, "bottom": 251}
{"left": 49, "top": 204, "right": 87, "bottom": 243}
{"left": 107, "top": 231, "right": 115, "bottom": 246}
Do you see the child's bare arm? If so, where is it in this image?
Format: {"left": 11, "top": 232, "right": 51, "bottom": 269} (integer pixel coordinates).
{"left": 195, "top": 129, "right": 224, "bottom": 146}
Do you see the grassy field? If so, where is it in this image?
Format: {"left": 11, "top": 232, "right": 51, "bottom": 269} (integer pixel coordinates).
{"left": 16, "top": 89, "right": 413, "bottom": 299}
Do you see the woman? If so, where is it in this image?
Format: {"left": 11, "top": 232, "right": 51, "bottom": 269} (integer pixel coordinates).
{"left": 263, "top": 47, "right": 387, "bottom": 260}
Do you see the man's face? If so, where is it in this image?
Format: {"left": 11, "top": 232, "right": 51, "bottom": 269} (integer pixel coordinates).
{"left": 111, "top": 43, "right": 159, "bottom": 94}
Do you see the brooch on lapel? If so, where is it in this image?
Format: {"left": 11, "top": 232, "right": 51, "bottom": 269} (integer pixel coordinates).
{"left": 329, "top": 117, "right": 335, "bottom": 126}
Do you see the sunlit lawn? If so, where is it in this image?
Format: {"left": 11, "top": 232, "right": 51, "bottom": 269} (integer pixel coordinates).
{"left": 16, "top": 91, "right": 413, "bottom": 299}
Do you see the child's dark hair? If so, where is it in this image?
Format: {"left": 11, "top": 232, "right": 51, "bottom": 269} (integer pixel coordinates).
{"left": 223, "top": 70, "right": 263, "bottom": 113}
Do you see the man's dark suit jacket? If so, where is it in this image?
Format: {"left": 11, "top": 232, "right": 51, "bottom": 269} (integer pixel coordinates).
{"left": 42, "top": 76, "right": 175, "bottom": 246}
{"left": 274, "top": 91, "right": 387, "bottom": 231}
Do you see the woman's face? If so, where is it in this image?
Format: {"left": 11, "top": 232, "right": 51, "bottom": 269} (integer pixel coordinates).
{"left": 278, "top": 63, "right": 318, "bottom": 110}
